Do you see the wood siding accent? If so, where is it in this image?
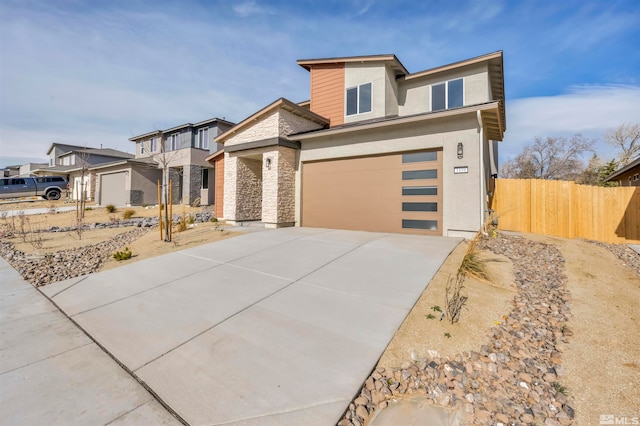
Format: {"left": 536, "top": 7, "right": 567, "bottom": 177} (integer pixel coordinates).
{"left": 310, "top": 64, "right": 345, "bottom": 127}
{"left": 492, "top": 179, "right": 640, "bottom": 244}
{"left": 301, "top": 150, "right": 443, "bottom": 235}
{"left": 214, "top": 155, "right": 224, "bottom": 218}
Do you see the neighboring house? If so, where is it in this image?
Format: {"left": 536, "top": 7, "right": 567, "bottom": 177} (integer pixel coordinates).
{"left": 32, "top": 144, "right": 135, "bottom": 201}
{"left": 127, "top": 117, "right": 235, "bottom": 206}
{"left": 19, "top": 163, "right": 48, "bottom": 176}
{"left": 213, "top": 51, "right": 505, "bottom": 237}
{"left": 604, "top": 157, "right": 640, "bottom": 187}
{"left": 2, "top": 165, "right": 21, "bottom": 177}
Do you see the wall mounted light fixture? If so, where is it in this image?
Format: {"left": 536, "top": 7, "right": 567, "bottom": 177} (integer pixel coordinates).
{"left": 457, "top": 142, "right": 464, "bottom": 159}
{"left": 265, "top": 157, "right": 272, "bottom": 169}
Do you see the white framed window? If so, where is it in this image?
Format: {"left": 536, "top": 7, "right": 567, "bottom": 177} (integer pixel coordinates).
{"left": 170, "top": 133, "right": 179, "bottom": 151}
{"left": 150, "top": 137, "right": 157, "bottom": 152}
{"left": 140, "top": 142, "right": 145, "bottom": 154}
{"left": 431, "top": 78, "right": 464, "bottom": 111}
{"left": 198, "top": 128, "right": 209, "bottom": 150}
{"left": 346, "top": 82, "right": 372, "bottom": 116}
{"left": 634, "top": 174, "right": 639, "bottom": 181}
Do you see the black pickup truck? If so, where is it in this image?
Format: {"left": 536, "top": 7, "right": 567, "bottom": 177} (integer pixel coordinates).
{"left": 0, "top": 176, "right": 68, "bottom": 200}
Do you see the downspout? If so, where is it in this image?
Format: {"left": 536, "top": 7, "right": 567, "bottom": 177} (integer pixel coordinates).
{"left": 477, "top": 110, "right": 484, "bottom": 231}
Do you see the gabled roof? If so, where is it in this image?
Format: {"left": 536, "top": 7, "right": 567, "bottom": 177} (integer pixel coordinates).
{"left": 215, "top": 98, "right": 329, "bottom": 144}
{"left": 604, "top": 157, "right": 640, "bottom": 182}
{"left": 46, "top": 143, "right": 88, "bottom": 155}
{"left": 57, "top": 148, "right": 134, "bottom": 159}
{"left": 297, "top": 54, "right": 409, "bottom": 77}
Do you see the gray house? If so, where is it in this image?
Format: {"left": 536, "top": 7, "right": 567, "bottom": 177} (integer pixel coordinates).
{"left": 128, "top": 117, "right": 235, "bottom": 205}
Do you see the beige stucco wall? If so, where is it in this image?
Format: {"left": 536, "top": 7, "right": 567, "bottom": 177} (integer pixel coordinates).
{"left": 344, "top": 62, "right": 387, "bottom": 124}
{"left": 398, "top": 63, "right": 490, "bottom": 117}
{"left": 296, "top": 113, "right": 487, "bottom": 236}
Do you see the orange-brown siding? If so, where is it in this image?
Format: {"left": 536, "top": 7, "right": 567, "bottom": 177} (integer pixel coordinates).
{"left": 213, "top": 155, "right": 224, "bottom": 218}
{"left": 310, "top": 63, "right": 345, "bottom": 127}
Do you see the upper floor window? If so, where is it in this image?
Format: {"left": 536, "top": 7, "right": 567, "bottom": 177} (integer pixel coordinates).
{"left": 346, "top": 82, "right": 372, "bottom": 116}
{"left": 198, "top": 128, "right": 209, "bottom": 150}
{"left": 150, "top": 137, "right": 157, "bottom": 152}
{"left": 431, "top": 78, "right": 463, "bottom": 111}
{"left": 140, "top": 142, "right": 145, "bottom": 154}
{"left": 170, "top": 133, "right": 179, "bottom": 151}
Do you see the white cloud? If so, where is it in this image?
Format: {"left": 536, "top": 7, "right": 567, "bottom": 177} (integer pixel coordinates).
{"left": 232, "top": 1, "right": 273, "bottom": 17}
{"left": 503, "top": 85, "right": 640, "bottom": 161}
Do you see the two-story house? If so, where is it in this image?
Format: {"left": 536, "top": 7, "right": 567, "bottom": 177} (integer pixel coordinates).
{"left": 32, "top": 144, "right": 135, "bottom": 201}
{"left": 122, "top": 117, "right": 235, "bottom": 206}
{"left": 213, "top": 51, "right": 505, "bottom": 237}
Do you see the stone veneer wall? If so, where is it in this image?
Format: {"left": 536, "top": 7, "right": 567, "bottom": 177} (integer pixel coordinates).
{"left": 229, "top": 156, "right": 262, "bottom": 221}
{"left": 185, "top": 165, "right": 202, "bottom": 205}
{"left": 224, "top": 111, "right": 280, "bottom": 146}
{"left": 278, "top": 109, "right": 325, "bottom": 135}
{"left": 262, "top": 147, "right": 297, "bottom": 225}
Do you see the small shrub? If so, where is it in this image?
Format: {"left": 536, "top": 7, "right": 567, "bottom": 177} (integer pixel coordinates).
{"left": 187, "top": 214, "right": 195, "bottom": 224}
{"left": 425, "top": 313, "right": 436, "bottom": 320}
{"left": 210, "top": 217, "right": 218, "bottom": 223}
{"left": 113, "top": 247, "right": 132, "bottom": 261}
{"left": 431, "top": 305, "right": 442, "bottom": 313}
{"left": 552, "top": 382, "right": 569, "bottom": 395}
{"left": 123, "top": 209, "right": 135, "bottom": 219}
{"left": 84, "top": 206, "right": 93, "bottom": 211}
{"left": 142, "top": 204, "right": 148, "bottom": 208}
{"left": 175, "top": 216, "right": 187, "bottom": 232}
{"left": 106, "top": 204, "right": 117, "bottom": 213}
{"left": 444, "top": 332, "right": 452, "bottom": 338}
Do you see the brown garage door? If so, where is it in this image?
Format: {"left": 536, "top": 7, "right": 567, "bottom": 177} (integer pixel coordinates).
{"left": 301, "top": 149, "right": 443, "bottom": 235}
{"left": 100, "top": 172, "right": 127, "bottom": 206}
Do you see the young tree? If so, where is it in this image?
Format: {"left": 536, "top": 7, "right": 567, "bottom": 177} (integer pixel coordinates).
{"left": 597, "top": 159, "right": 619, "bottom": 187}
{"left": 500, "top": 134, "right": 594, "bottom": 180}
{"left": 605, "top": 123, "right": 640, "bottom": 166}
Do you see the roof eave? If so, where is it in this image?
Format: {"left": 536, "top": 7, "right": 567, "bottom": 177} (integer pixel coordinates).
{"left": 292, "top": 102, "right": 503, "bottom": 141}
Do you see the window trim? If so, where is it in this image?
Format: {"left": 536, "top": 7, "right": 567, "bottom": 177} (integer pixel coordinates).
{"left": 431, "top": 78, "right": 464, "bottom": 112}
{"left": 345, "top": 82, "right": 373, "bottom": 116}
{"left": 150, "top": 137, "right": 157, "bottom": 152}
{"left": 202, "top": 168, "right": 209, "bottom": 189}
{"left": 170, "top": 133, "right": 179, "bottom": 151}
{"left": 198, "top": 128, "right": 209, "bottom": 150}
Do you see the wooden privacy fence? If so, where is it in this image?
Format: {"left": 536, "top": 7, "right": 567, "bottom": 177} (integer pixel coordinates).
{"left": 491, "top": 179, "right": 640, "bottom": 244}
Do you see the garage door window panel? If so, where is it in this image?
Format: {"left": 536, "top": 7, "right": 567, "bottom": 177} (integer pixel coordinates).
{"left": 402, "top": 186, "right": 437, "bottom": 196}
{"left": 402, "top": 219, "right": 438, "bottom": 230}
{"left": 402, "top": 170, "right": 438, "bottom": 180}
{"left": 402, "top": 151, "right": 437, "bottom": 163}
{"left": 402, "top": 202, "right": 437, "bottom": 212}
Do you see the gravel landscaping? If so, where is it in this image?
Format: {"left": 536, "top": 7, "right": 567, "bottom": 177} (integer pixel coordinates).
{"left": 340, "top": 233, "right": 575, "bottom": 426}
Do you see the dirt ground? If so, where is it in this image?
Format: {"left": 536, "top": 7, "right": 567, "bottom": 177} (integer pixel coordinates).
{"left": 1, "top": 199, "right": 238, "bottom": 271}
{"left": 378, "top": 233, "right": 640, "bottom": 423}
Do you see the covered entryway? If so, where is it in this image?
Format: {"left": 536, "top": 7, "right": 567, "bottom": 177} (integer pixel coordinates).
{"left": 100, "top": 172, "right": 127, "bottom": 206}
{"left": 301, "top": 149, "right": 443, "bottom": 235}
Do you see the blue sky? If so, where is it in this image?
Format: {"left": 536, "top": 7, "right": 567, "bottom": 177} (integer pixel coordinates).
{"left": 1, "top": 0, "right": 639, "bottom": 167}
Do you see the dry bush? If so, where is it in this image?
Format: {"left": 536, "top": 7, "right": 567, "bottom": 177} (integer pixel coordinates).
{"left": 445, "top": 272, "right": 468, "bottom": 324}
{"left": 123, "top": 209, "right": 135, "bottom": 219}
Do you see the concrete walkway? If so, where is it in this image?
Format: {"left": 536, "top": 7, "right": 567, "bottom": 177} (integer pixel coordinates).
{"left": 15, "top": 227, "right": 460, "bottom": 425}
{"left": 0, "top": 258, "right": 180, "bottom": 425}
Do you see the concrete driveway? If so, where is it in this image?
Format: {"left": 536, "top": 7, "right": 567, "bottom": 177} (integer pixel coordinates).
{"left": 40, "top": 227, "right": 461, "bottom": 425}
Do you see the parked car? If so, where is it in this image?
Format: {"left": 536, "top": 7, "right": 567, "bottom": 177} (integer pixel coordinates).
{"left": 0, "top": 176, "right": 68, "bottom": 200}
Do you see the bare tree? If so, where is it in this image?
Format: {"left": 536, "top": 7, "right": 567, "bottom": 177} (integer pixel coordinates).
{"left": 605, "top": 122, "right": 640, "bottom": 166}
{"left": 500, "top": 134, "right": 594, "bottom": 180}
{"left": 138, "top": 134, "right": 181, "bottom": 242}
